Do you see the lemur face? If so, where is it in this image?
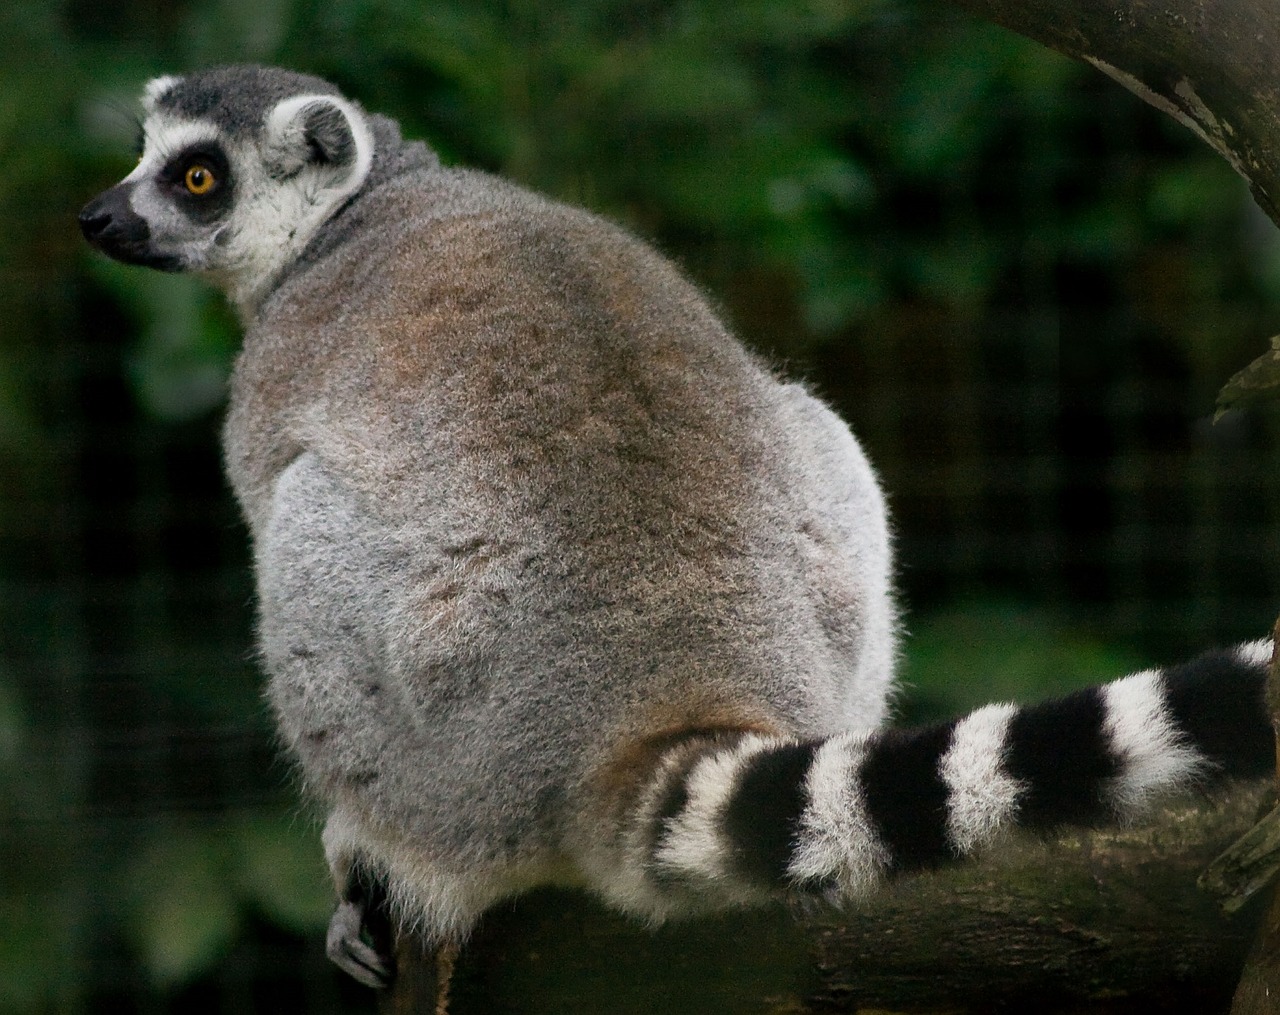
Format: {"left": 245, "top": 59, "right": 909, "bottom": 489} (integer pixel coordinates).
{"left": 79, "top": 98, "right": 236, "bottom": 274}
{"left": 79, "top": 69, "right": 374, "bottom": 315}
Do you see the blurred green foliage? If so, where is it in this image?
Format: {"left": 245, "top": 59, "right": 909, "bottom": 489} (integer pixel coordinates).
{"left": 897, "top": 601, "right": 1147, "bottom": 723}
{"left": 2, "top": 0, "right": 1278, "bottom": 1009}
{"left": 121, "top": 814, "right": 334, "bottom": 986}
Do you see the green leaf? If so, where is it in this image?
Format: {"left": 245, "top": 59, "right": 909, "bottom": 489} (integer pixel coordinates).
{"left": 0, "top": 893, "right": 61, "bottom": 1013}
{"left": 84, "top": 258, "right": 236, "bottom": 422}
{"left": 1215, "top": 335, "right": 1280, "bottom": 420}
{"left": 899, "top": 602, "right": 1147, "bottom": 722}
{"left": 127, "top": 833, "right": 241, "bottom": 985}
{"left": 233, "top": 812, "right": 334, "bottom": 934}
{"left": 0, "top": 675, "right": 26, "bottom": 767}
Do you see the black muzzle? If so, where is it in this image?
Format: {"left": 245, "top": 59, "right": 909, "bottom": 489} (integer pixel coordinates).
{"left": 79, "top": 185, "right": 183, "bottom": 271}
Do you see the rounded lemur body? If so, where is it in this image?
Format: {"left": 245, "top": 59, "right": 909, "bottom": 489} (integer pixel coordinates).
{"left": 228, "top": 161, "right": 897, "bottom": 933}
{"left": 79, "top": 65, "right": 1274, "bottom": 986}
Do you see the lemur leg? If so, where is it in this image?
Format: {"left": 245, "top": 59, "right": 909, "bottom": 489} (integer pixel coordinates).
{"left": 263, "top": 454, "right": 405, "bottom": 987}
{"left": 326, "top": 863, "right": 396, "bottom": 989}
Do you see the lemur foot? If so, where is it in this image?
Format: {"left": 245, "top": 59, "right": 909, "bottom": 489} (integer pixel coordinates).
{"left": 326, "top": 875, "right": 395, "bottom": 988}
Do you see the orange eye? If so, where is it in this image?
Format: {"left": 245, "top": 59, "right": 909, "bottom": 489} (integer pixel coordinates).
{"left": 184, "top": 164, "right": 216, "bottom": 195}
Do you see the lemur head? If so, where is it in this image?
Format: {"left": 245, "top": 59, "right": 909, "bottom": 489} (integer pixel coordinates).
{"left": 79, "top": 65, "right": 374, "bottom": 317}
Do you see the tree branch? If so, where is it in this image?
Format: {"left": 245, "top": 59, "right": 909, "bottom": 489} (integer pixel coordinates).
{"left": 944, "top": 0, "right": 1280, "bottom": 228}
{"left": 381, "top": 787, "right": 1270, "bottom": 1013}
{"left": 1226, "top": 625, "right": 1280, "bottom": 1014}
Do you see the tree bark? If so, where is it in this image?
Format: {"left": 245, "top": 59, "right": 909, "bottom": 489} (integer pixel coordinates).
{"left": 944, "top": 0, "right": 1280, "bottom": 229}
{"left": 379, "top": 786, "right": 1271, "bottom": 1013}
{"left": 1228, "top": 626, "right": 1280, "bottom": 1014}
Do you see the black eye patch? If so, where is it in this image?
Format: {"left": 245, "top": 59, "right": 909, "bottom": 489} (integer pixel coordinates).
{"left": 159, "top": 143, "right": 234, "bottom": 223}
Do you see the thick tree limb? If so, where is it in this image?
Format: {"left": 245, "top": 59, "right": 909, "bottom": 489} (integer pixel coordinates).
{"left": 380, "top": 785, "right": 1271, "bottom": 1013}
{"left": 1227, "top": 626, "right": 1280, "bottom": 1014}
{"left": 944, "top": 0, "right": 1280, "bottom": 229}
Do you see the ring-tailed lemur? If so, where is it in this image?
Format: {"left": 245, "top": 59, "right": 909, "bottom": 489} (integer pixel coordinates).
{"left": 79, "top": 65, "right": 1275, "bottom": 988}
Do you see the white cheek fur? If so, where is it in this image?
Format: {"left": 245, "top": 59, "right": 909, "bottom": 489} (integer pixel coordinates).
{"left": 132, "top": 96, "right": 377, "bottom": 320}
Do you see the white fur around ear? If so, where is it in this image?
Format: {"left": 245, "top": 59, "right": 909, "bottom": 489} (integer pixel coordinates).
{"left": 143, "top": 75, "right": 181, "bottom": 113}
{"left": 264, "top": 93, "right": 375, "bottom": 201}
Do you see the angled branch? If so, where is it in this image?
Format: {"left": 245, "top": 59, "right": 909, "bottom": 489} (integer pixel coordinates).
{"left": 944, "top": 0, "right": 1280, "bottom": 228}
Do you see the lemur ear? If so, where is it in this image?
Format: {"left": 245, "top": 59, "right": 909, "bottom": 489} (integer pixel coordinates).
{"left": 142, "top": 75, "right": 180, "bottom": 114}
{"left": 264, "top": 94, "right": 374, "bottom": 191}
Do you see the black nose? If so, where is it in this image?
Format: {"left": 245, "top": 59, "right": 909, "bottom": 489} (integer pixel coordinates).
{"left": 79, "top": 187, "right": 132, "bottom": 246}
{"left": 78, "top": 202, "right": 113, "bottom": 242}
{"left": 77, "top": 184, "right": 163, "bottom": 267}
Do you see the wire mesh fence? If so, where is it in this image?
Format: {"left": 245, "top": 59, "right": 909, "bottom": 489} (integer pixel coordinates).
{"left": 3, "top": 2, "right": 1280, "bottom": 1009}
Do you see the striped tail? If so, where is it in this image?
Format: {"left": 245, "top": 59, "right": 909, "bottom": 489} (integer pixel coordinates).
{"left": 638, "top": 640, "right": 1275, "bottom": 910}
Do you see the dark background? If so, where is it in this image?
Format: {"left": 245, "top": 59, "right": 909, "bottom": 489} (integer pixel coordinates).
{"left": 3, "top": 0, "right": 1278, "bottom": 1009}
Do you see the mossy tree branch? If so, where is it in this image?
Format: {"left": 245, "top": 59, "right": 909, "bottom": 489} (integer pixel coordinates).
{"left": 379, "top": 788, "right": 1271, "bottom": 1013}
